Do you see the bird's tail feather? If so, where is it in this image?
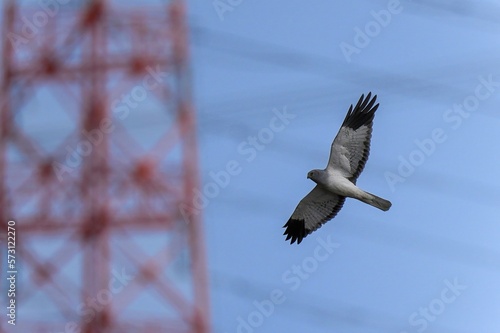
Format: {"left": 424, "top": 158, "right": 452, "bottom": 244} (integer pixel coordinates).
{"left": 360, "top": 191, "right": 392, "bottom": 211}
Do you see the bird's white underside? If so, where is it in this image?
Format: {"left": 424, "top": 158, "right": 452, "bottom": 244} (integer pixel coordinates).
{"left": 322, "top": 172, "right": 365, "bottom": 199}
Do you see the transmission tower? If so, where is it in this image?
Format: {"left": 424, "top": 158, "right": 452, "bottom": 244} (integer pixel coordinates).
{"left": 0, "top": 0, "right": 210, "bottom": 332}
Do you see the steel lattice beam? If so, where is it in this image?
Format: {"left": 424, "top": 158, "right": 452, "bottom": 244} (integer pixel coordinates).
{"left": 0, "top": 1, "right": 210, "bottom": 332}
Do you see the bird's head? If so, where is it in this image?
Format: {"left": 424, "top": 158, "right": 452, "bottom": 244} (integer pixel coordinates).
{"left": 307, "top": 169, "right": 323, "bottom": 183}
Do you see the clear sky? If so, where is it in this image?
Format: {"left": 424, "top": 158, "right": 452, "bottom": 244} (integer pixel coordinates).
{"left": 187, "top": 1, "right": 500, "bottom": 332}
{"left": 3, "top": 0, "right": 500, "bottom": 332}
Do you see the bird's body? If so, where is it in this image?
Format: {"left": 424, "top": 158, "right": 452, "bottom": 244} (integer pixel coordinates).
{"left": 310, "top": 169, "right": 391, "bottom": 211}
{"left": 316, "top": 171, "right": 361, "bottom": 198}
{"left": 283, "top": 93, "right": 391, "bottom": 244}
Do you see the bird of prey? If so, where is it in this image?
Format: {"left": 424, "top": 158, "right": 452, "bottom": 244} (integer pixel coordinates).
{"left": 283, "top": 92, "right": 391, "bottom": 244}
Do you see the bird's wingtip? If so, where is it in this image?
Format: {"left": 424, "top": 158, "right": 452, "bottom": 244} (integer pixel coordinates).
{"left": 283, "top": 218, "right": 306, "bottom": 245}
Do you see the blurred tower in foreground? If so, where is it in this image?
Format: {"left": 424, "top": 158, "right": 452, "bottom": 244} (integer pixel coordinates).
{"left": 0, "top": 0, "right": 209, "bottom": 332}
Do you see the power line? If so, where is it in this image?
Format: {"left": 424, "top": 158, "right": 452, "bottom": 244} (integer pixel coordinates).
{"left": 211, "top": 270, "right": 472, "bottom": 333}
{"left": 403, "top": 0, "right": 500, "bottom": 25}
{"left": 190, "top": 24, "right": 498, "bottom": 106}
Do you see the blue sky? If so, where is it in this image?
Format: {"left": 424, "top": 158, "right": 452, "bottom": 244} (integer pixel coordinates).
{"left": 187, "top": 1, "right": 500, "bottom": 332}
{"left": 2, "top": 0, "right": 500, "bottom": 332}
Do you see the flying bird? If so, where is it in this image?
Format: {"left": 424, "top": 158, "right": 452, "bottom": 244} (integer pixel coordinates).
{"left": 283, "top": 92, "right": 391, "bottom": 244}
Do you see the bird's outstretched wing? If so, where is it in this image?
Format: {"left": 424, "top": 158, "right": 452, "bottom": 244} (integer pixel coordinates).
{"left": 283, "top": 186, "right": 345, "bottom": 244}
{"left": 327, "top": 93, "right": 379, "bottom": 182}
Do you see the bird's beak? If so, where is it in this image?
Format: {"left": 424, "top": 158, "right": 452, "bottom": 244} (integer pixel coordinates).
{"left": 307, "top": 175, "right": 310, "bottom": 179}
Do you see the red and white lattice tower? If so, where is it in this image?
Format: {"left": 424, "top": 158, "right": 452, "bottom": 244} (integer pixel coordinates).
{"left": 0, "top": 0, "right": 210, "bottom": 332}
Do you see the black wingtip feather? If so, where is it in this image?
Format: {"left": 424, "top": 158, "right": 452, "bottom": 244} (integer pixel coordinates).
{"left": 342, "top": 92, "right": 379, "bottom": 130}
{"left": 283, "top": 218, "right": 307, "bottom": 245}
